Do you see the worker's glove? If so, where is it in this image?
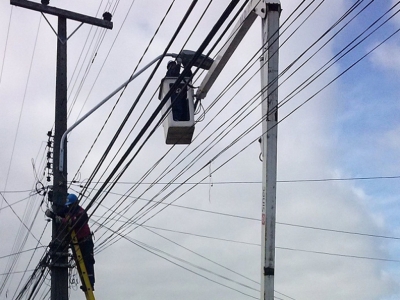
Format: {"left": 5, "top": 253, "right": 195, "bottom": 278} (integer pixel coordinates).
{"left": 45, "top": 209, "right": 55, "bottom": 219}
{"left": 55, "top": 216, "right": 63, "bottom": 224}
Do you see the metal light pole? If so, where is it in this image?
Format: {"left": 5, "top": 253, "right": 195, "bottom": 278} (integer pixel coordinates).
{"left": 195, "top": 1, "right": 281, "bottom": 299}
{"left": 260, "top": 3, "right": 280, "bottom": 299}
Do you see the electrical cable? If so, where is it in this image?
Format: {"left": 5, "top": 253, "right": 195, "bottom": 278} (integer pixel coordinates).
{"left": 85, "top": 0, "right": 378, "bottom": 255}
{"left": 49, "top": 3, "right": 394, "bottom": 292}
{"left": 277, "top": 246, "right": 400, "bottom": 263}
{"left": 66, "top": 2, "right": 102, "bottom": 90}
{"left": 71, "top": 0, "right": 256, "bottom": 246}
{"left": 74, "top": 0, "right": 247, "bottom": 216}
{"left": 141, "top": 225, "right": 259, "bottom": 284}
{"left": 96, "top": 217, "right": 296, "bottom": 300}
{"left": 34, "top": 2, "right": 204, "bottom": 286}
{"left": 9, "top": 1, "right": 396, "bottom": 298}
{"left": 67, "top": 26, "right": 106, "bottom": 118}
{"left": 85, "top": 184, "right": 400, "bottom": 243}
{"left": 71, "top": 173, "right": 400, "bottom": 186}
{"left": 0, "top": 151, "right": 50, "bottom": 295}
{"left": 2, "top": 16, "right": 42, "bottom": 193}
{"left": 181, "top": 0, "right": 371, "bottom": 174}
{"left": 69, "top": 0, "right": 344, "bottom": 221}
{"left": 0, "top": 195, "right": 33, "bottom": 212}
{"left": 75, "top": 0, "right": 180, "bottom": 202}
{"left": 105, "top": 0, "right": 340, "bottom": 225}
{"left": 95, "top": 214, "right": 400, "bottom": 264}
{"left": 85, "top": 0, "right": 248, "bottom": 246}
{"left": 87, "top": 0, "right": 252, "bottom": 242}
{"left": 98, "top": 221, "right": 259, "bottom": 299}
{"left": 0, "top": 6, "right": 13, "bottom": 87}
{"left": 117, "top": 10, "right": 400, "bottom": 240}
{"left": 0, "top": 193, "right": 42, "bottom": 243}
{"left": 1, "top": 145, "right": 52, "bottom": 296}
{"left": 143, "top": 225, "right": 259, "bottom": 246}
{"left": 83, "top": 0, "right": 212, "bottom": 215}
{"left": 144, "top": 0, "right": 400, "bottom": 216}
{"left": 87, "top": 0, "right": 244, "bottom": 251}
{"left": 0, "top": 246, "right": 47, "bottom": 261}
{"left": 0, "top": 194, "right": 45, "bottom": 296}
{"left": 68, "top": 0, "right": 141, "bottom": 179}
{"left": 11, "top": 221, "right": 49, "bottom": 300}
{"left": 67, "top": 0, "right": 122, "bottom": 117}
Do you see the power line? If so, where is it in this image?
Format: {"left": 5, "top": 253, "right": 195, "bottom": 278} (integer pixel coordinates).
{"left": 69, "top": 0, "right": 322, "bottom": 253}
{"left": 97, "top": 221, "right": 259, "bottom": 299}
{"left": 0, "top": 195, "right": 33, "bottom": 212}
{"left": 0, "top": 246, "right": 46, "bottom": 261}
{"left": 277, "top": 246, "right": 400, "bottom": 263}
{"left": 2, "top": 16, "right": 42, "bottom": 193}
{"left": 141, "top": 225, "right": 259, "bottom": 285}
{"left": 67, "top": 0, "right": 126, "bottom": 118}
{"left": 68, "top": 0, "right": 141, "bottom": 185}
{"left": 0, "top": 6, "right": 13, "bottom": 87}
{"left": 0, "top": 193, "right": 45, "bottom": 296}
{"left": 113, "top": 0, "right": 368, "bottom": 229}
{"left": 0, "top": 193, "right": 42, "bottom": 244}
{"left": 87, "top": 0, "right": 243, "bottom": 250}
{"left": 65, "top": 0, "right": 362, "bottom": 246}
{"left": 76, "top": 0, "right": 181, "bottom": 204}
{"left": 149, "top": 1, "right": 400, "bottom": 232}
{"left": 144, "top": 222, "right": 400, "bottom": 249}
{"left": 277, "top": 222, "right": 400, "bottom": 241}
{"left": 0, "top": 269, "right": 35, "bottom": 276}
{"left": 11, "top": 221, "right": 49, "bottom": 300}
{"left": 141, "top": 224, "right": 400, "bottom": 264}
{"left": 8, "top": 1, "right": 400, "bottom": 298}
{"left": 71, "top": 174, "right": 400, "bottom": 186}
{"left": 88, "top": 187, "right": 400, "bottom": 242}
{"left": 144, "top": 224, "right": 260, "bottom": 246}
{"left": 87, "top": 0, "right": 260, "bottom": 251}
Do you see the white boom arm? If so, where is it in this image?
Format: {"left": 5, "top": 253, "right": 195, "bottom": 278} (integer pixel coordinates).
{"left": 196, "top": 0, "right": 280, "bottom": 100}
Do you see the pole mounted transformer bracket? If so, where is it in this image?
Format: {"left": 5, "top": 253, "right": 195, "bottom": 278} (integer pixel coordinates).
{"left": 254, "top": 0, "right": 267, "bottom": 18}
{"left": 264, "top": 267, "right": 275, "bottom": 276}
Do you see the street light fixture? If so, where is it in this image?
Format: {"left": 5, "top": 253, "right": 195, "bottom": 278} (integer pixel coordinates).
{"left": 59, "top": 50, "right": 214, "bottom": 171}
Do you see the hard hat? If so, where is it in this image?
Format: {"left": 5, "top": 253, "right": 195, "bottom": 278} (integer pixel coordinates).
{"left": 167, "top": 60, "right": 176, "bottom": 69}
{"left": 65, "top": 194, "right": 78, "bottom": 206}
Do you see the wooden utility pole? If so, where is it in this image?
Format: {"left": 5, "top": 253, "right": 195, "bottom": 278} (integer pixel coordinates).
{"left": 10, "top": 1, "right": 112, "bottom": 299}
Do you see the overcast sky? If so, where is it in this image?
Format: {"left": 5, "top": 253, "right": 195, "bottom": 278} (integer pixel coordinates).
{"left": 1, "top": 0, "right": 400, "bottom": 299}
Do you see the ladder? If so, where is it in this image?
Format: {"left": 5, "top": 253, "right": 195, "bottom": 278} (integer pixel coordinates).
{"left": 70, "top": 230, "right": 95, "bottom": 300}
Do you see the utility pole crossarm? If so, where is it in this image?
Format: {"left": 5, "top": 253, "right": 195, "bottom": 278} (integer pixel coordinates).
{"left": 196, "top": 0, "right": 268, "bottom": 100}
{"left": 10, "top": 0, "right": 113, "bottom": 29}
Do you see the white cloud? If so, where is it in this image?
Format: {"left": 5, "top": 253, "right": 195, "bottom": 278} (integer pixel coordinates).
{"left": 369, "top": 41, "right": 400, "bottom": 72}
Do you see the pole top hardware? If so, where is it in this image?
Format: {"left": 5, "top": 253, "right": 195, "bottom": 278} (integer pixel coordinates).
{"left": 177, "top": 50, "right": 214, "bottom": 70}
{"left": 102, "top": 11, "right": 112, "bottom": 22}
{"left": 10, "top": 0, "right": 113, "bottom": 29}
